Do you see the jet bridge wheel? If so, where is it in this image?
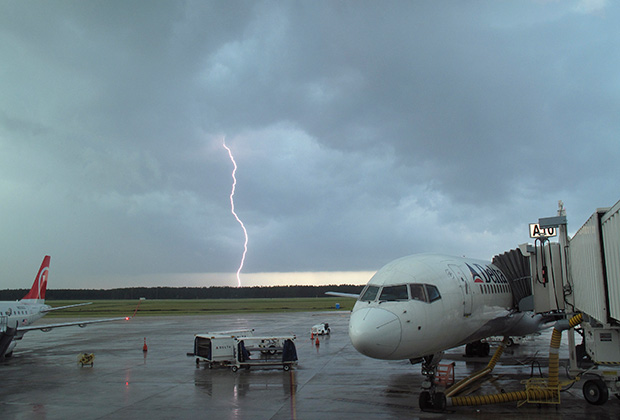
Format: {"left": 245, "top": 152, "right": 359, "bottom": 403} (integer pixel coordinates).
{"left": 583, "top": 378, "right": 608, "bottom": 405}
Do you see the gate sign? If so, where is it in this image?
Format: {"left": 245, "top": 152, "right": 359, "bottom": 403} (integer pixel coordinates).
{"left": 529, "top": 223, "right": 557, "bottom": 238}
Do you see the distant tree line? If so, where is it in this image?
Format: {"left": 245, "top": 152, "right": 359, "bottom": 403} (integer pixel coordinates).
{"left": 0, "top": 284, "right": 363, "bottom": 301}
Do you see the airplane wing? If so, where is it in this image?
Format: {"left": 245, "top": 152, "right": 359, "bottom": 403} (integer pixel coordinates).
{"left": 18, "top": 316, "right": 131, "bottom": 332}
{"left": 326, "top": 291, "right": 360, "bottom": 299}
{"left": 41, "top": 302, "right": 93, "bottom": 312}
{"left": 19, "top": 300, "right": 141, "bottom": 332}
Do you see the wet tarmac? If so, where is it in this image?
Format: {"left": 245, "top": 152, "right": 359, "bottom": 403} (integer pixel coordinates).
{"left": 1, "top": 311, "right": 618, "bottom": 419}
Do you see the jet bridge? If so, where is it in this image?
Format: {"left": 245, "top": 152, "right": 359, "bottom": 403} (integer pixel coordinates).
{"left": 526, "top": 200, "right": 620, "bottom": 405}
{"left": 492, "top": 248, "right": 532, "bottom": 310}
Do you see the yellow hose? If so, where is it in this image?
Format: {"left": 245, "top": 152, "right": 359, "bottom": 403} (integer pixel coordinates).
{"left": 449, "top": 313, "right": 583, "bottom": 407}
{"left": 548, "top": 313, "right": 582, "bottom": 389}
{"left": 453, "top": 390, "right": 525, "bottom": 406}
{"left": 445, "top": 337, "right": 508, "bottom": 398}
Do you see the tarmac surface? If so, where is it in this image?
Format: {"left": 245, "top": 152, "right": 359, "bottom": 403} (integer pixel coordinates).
{"left": 1, "top": 311, "right": 618, "bottom": 419}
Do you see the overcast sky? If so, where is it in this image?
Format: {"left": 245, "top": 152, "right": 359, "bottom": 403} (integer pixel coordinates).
{"left": 1, "top": 1, "right": 618, "bottom": 289}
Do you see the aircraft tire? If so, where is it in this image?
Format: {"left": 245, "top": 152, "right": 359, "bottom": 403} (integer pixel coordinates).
{"left": 433, "top": 392, "right": 447, "bottom": 411}
{"left": 231, "top": 365, "right": 238, "bottom": 372}
{"left": 465, "top": 343, "right": 472, "bottom": 356}
{"left": 583, "top": 378, "right": 608, "bottom": 405}
{"left": 477, "top": 342, "right": 490, "bottom": 357}
{"left": 419, "top": 391, "right": 432, "bottom": 411}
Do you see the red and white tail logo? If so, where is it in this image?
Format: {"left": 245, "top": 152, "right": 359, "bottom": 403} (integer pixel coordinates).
{"left": 21, "top": 256, "right": 51, "bottom": 303}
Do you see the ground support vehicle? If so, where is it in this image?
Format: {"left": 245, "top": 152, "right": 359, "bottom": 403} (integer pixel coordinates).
{"left": 311, "top": 323, "right": 330, "bottom": 335}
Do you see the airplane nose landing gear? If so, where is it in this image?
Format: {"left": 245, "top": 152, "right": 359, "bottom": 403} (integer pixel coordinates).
{"left": 419, "top": 390, "right": 447, "bottom": 412}
{"left": 419, "top": 352, "right": 447, "bottom": 412}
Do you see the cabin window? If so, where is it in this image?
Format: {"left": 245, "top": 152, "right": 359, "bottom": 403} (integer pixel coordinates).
{"left": 360, "top": 285, "right": 380, "bottom": 302}
{"left": 379, "top": 285, "right": 409, "bottom": 301}
{"left": 425, "top": 285, "right": 441, "bottom": 302}
{"left": 409, "top": 284, "right": 426, "bottom": 302}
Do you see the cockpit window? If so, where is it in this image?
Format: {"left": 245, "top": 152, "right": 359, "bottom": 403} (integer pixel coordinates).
{"left": 409, "top": 284, "right": 426, "bottom": 302}
{"left": 379, "top": 285, "right": 409, "bottom": 301}
{"left": 360, "top": 285, "right": 380, "bottom": 302}
{"left": 425, "top": 285, "right": 441, "bottom": 302}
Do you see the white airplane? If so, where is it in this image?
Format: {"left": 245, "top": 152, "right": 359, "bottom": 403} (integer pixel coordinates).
{"left": 0, "top": 256, "right": 131, "bottom": 360}
{"left": 334, "top": 253, "right": 550, "bottom": 411}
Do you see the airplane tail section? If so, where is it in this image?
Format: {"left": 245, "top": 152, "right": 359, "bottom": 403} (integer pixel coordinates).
{"left": 20, "top": 256, "right": 50, "bottom": 304}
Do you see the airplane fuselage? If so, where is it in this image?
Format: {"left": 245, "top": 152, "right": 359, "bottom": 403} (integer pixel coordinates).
{"left": 0, "top": 302, "right": 51, "bottom": 330}
{"left": 1, "top": 255, "right": 131, "bottom": 361}
{"left": 349, "top": 254, "right": 541, "bottom": 360}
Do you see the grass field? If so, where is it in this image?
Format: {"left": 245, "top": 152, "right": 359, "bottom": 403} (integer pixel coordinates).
{"left": 44, "top": 297, "right": 356, "bottom": 317}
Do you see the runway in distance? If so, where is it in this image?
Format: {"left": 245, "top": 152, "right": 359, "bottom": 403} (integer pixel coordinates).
{"left": 0, "top": 256, "right": 131, "bottom": 360}
{"left": 335, "top": 253, "right": 550, "bottom": 410}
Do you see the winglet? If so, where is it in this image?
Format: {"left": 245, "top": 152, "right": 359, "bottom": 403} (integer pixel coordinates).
{"left": 21, "top": 256, "right": 51, "bottom": 304}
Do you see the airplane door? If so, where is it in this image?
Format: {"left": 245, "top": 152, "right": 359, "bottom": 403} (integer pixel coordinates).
{"left": 0, "top": 316, "right": 7, "bottom": 332}
{"left": 448, "top": 265, "right": 473, "bottom": 317}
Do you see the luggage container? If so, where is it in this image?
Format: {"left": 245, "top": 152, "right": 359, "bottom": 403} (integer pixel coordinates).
{"left": 193, "top": 330, "right": 254, "bottom": 368}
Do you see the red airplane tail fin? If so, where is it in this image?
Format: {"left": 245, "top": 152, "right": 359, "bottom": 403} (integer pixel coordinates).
{"left": 21, "top": 256, "right": 50, "bottom": 303}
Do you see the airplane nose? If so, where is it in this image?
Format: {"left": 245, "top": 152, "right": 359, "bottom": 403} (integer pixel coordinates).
{"left": 349, "top": 307, "right": 402, "bottom": 359}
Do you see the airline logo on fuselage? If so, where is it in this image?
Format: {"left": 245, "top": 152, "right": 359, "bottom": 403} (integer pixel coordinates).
{"left": 466, "top": 263, "right": 508, "bottom": 284}
{"left": 37, "top": 268, "right": 49, "bottom": 299}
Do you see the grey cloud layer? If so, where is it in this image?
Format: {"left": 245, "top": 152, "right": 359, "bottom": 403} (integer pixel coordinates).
{"left": 1, "top": 1, "right": 618, "bottom": 287}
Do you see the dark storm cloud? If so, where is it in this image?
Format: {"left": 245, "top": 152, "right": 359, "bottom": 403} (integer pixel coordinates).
{"left": 1, "top": 1, "right": 618, "bottom": 287}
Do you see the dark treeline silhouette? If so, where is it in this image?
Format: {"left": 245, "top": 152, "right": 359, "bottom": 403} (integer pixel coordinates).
{"left": 0, "top": 285, "right": 363, "bottom": 301}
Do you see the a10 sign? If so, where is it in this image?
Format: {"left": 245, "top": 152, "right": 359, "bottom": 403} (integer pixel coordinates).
{"left": 529, "top": 223, "right": 557, "bottom": 238}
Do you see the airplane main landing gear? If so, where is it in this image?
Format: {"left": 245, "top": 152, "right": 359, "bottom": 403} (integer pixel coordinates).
{"left": 465, "top": 340, "right": 490, "bottom": 357}
{"left": 419, "top": 352, "right": 447, "bottom": 412}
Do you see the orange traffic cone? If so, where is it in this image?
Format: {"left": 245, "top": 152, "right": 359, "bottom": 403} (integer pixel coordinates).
{"left": 311, "top": 332, "right": 314, "bottom": 340}
{"left": 143, "top": 337, "right": 148, "bottom": 352}
{"left": 315, "top": 337, "right": 320, "bottom": 347}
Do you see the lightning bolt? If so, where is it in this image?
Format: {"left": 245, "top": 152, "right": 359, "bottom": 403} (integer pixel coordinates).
{"left": 223, "top": 138, "right": 248, "bottom": 287}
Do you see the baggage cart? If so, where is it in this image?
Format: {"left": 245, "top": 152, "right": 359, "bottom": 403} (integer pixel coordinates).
{"left": 193, "top": 333, "right": 297, "bottom": 371}
{"left": 232, "top": 336, "right": 298, "bottom": 372}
